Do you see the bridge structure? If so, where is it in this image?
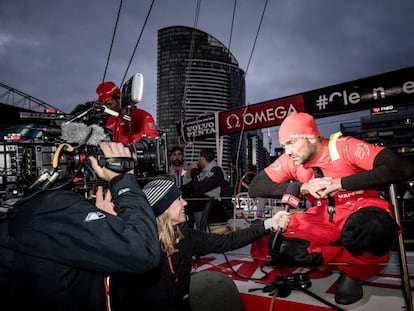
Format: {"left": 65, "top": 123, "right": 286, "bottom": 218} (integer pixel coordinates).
{"left": 0, "top": 82, "right": 63, "bottom": 113}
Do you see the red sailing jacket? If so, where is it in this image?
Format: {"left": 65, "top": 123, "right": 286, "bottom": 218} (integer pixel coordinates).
{"left": 250, "top": 134, "right": 396, "bottom": 280}
{"left": 263, "top": 134, "right": 392, "bottom": 243}
{"left": 105, "top": 106, "right": 159, "bottom": 144}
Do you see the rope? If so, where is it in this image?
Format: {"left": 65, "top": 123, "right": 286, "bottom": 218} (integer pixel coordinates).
{"left": 181, "top": 0, "right": 201, "bottom": 116}
{"left": 245, "top": 0, "right": 269, "bottom": 75}
{"left": 103, "top": 0, "right": 123, "bottom": 82}
{"left": 121, "top": 0, "right": 155, "bottom": 85}
{"left": 228, "top": 0, "right": 237, "bottom": 49}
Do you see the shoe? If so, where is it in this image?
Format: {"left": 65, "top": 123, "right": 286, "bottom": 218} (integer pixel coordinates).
{"left": 335, "top": 273, "right": 364, "bottom": 305}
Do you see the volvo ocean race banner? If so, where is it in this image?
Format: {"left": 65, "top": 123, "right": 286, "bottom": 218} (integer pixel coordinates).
{"left": 177, "top": 113, "right": 217, "bottom": 142}
{"left": 220, "top": 66, "right": 414, "bottom": 135}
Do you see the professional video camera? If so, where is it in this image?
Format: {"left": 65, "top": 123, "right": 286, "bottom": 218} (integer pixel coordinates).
{"left": 0, "top": 74, "right": 168, "bottom": 208}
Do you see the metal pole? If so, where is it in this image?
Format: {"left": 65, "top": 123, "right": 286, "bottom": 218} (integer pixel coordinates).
{"left": 389, "top": 184, "right": 413, "bottom": 311}
{"left": 214, "top": 112, "right": 222, "bottom": 166}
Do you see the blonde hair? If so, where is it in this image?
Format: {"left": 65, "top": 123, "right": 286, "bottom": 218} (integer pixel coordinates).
{"left": 156, "top": 210, "right": 184, "bottom": 254}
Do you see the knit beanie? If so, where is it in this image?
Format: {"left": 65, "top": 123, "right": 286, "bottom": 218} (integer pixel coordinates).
{"left": 278, "top": 112, "right": 320, "bottom": 143}
{"left": 143, "top": 179, "right": 182, "bottom": 217}
{"left": 96, "top": 81, "right": 120, "bottom": 102}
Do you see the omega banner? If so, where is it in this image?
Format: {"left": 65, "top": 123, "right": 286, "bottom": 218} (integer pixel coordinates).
{"left": 220, "top": 66, "right": 414, "bottom": 135}
{"left": 219, "top": 95, "right": 305, "bottom": 135}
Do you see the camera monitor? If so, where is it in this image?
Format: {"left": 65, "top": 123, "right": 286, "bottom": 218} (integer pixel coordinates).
{"left": 121, "top": 73, "right": 143, "bottom": 108}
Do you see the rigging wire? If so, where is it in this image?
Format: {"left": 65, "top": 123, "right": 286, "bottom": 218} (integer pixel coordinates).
{"left": 231, "top": 0, "right": 268, "bottom": 187}
{"left": 182, "top": 0, "right": 201, "bottom": 114}
{"left": 182, "top": 0, "right": 202, "bottom": 162}
{"left": 228, "top": 0, "right": 237, "bottom": 49}
{"left": 121, "top": 0, "right": 156, "bottom": 85}
{"left": 102, "top": 0, "right": 123, "bottom": 83}
{"left": 244, "top": 0, "right": 269, "bottom": 75}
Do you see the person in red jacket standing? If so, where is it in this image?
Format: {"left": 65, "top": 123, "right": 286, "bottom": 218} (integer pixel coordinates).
{"left": 96, "top": 81, "right": 159, "bottom": 144}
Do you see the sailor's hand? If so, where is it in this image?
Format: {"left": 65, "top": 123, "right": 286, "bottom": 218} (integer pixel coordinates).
{"left": 301, "top": 177, "right": 339, "bottom": 199}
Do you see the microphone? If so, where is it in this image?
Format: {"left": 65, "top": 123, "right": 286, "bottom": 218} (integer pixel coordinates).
{"left": 94, "top": 102, "right": 132, "bottom": 122}
{"left": 270, "top": 182, "right": 301, "bottom": 249}
{"left": 60, "top": 122, "right": 109, "bottom": 146}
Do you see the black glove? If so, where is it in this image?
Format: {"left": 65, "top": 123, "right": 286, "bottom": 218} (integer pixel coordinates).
{"left": 341, "top": 206, "right": 399, "bottom": 256}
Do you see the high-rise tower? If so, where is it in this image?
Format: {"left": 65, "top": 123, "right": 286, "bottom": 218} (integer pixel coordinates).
{"left": 157, "top": 26, "right": 246, "bottom": 179}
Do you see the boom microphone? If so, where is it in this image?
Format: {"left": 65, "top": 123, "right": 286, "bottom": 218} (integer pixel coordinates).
{"left": 271, "top": 182, "right": 301, "bottom": 249}
{"left": 60, "top": 122, "right": 109, "bottom": 146}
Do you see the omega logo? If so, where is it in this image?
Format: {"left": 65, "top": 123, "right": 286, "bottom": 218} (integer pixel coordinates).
{"left": 225, "top": 104, "right": 296, "bottom": 129}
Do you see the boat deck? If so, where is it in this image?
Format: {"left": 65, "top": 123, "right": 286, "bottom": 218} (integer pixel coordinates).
{"left": 194, "top": 244, "right": 414, "bottom": 311}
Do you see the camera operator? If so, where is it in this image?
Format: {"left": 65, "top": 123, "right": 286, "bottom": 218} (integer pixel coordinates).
{"left": 0, "top": 142, "right": 160, "bottom": 311}
{"left": 96, "top": 81, "right": 159, "bottom": 144}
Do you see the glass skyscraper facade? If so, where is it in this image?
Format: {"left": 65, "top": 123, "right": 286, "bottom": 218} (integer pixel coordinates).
{"left": 157, "top": 26, "right": 246, "bottom": 181}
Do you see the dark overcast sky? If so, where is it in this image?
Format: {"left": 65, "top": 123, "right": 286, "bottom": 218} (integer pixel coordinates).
{"left": 1, "top": 0, "right": 413, "bottom": 142}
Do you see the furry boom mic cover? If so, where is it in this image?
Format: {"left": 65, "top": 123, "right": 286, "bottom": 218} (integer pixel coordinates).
{"left": 341, "top": 207, "right": 400, "bottom": 256}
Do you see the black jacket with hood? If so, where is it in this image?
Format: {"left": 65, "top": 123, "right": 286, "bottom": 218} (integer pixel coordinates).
{"left": 0, "top": 174, "right": 160, "bottom": 311}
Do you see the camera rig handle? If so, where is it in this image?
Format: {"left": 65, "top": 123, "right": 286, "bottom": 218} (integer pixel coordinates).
{"left": 105, "top": 157, "right": 135, "bottom": 174}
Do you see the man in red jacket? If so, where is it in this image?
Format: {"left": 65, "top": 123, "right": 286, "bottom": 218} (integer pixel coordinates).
{"left": 249, "top": 112, "right": 414, "bottom": 306}
{"left": 96, "top": 81, "right": 159, "bottom": 144}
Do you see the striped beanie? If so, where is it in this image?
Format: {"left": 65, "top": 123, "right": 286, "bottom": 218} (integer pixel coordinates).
{"left": 143, "top": 179, "right": 182, "bottom": 216}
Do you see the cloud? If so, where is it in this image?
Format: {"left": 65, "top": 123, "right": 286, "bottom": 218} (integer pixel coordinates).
{"left": 0, "top": 0, "right": 413, "bottom": 120}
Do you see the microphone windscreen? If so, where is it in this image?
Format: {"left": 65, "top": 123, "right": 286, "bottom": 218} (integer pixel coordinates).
{"left": 87, "top": 124, "right": 109, "bottom": 145}
{"left": 281, "top": 182, "right": 301, "bottom": 208}
{"left": 60, "top": 122, "right": 108, "bottom": 145}
{"left": 60, "top": 122, "right": 88, "bottom": 144}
